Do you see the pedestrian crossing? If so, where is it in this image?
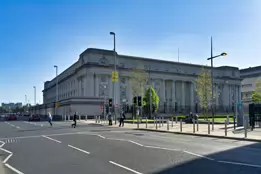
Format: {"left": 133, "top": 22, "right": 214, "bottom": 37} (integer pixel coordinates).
{"left": 3, "top": 138, "right": 19, "bottom": 144}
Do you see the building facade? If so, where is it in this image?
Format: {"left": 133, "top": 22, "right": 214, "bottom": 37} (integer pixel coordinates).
{"left": 240, "top": 66, "right": 261, "bottom": 105}
{"left": 1, "top": 103, "right": 23, "bottom": 109}
{"left": 35, "top": 48, "right": 242, "bottom": 116}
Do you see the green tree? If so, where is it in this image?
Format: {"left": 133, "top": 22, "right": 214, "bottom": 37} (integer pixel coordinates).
{"left": 252, "top": 79, "right": 261, "bottom": 104}
{"left": 196, "top": 68, "right": 213, "bottom": 120}
{"left": 130, "top": 69, "right": 149, "bottom": 97}
{"left": 143, "top": 87, "right": 160, "bottom": 117}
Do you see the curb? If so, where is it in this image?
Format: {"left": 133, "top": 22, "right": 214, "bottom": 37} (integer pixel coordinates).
{"left": 135, "top": 128, "right": 261, "bottom": 143}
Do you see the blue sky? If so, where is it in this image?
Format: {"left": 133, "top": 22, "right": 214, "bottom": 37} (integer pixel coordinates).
{"left": 0, "top": 0, "right": 260, "bottom": 104}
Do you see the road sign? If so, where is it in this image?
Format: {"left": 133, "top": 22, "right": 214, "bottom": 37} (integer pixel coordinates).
{"left": 115, "top": 104, "right": 118, "bottom": 108}
{"left": 112, "top": 71, "right": 119, "bottom": 83}
{"left": 56, "top": 103, "right": 60, "bottom": 108}
{"left": 100, "top": 105, "right": 104, "bottom": 110}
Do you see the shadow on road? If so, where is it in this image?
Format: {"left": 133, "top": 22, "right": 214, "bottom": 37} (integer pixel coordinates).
{"left": 152, "top": 142, "right": 261, "bottom": 174}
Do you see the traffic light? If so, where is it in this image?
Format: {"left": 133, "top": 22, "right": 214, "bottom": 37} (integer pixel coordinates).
{"left": 138, "top": 96, "right": 142, "bottom": 107}
{"left": 109, "top": 98, "right": 113, "bottom": 107}
{"left": 133, "top": 97, "right": 137, "bottom": 104}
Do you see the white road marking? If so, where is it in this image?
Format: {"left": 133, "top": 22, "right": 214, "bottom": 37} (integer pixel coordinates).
{"left": 5, "top": 164, "right": 24, "bottom": 174}
{"left": 128, "top": 140, "right": 143, "bottom": 147}
{"left": 3, "top": 153, "right": 13, "bottom": 163}
{"left": 109, "top": 161, "right": 143, "bottom": 174}
{"left": 0, "top": 141, "right": 5, "bottom": 148}
{"left": 10, "top": 124, "right": 15, "bottom": 127}
{"left": 218, "top": 160, "right": 261, "bottom": 168}
{"left": 42, "top": 135, "right": 62, "bottom": 143}
{"left": 97, "top": 135, "right": 106, "bottom": 139}
{"left": 144, "top": 145, "right": 179, "bottom": 151}
{"left": 16, "top": 126, "right": 20, "bottom": 129}
{"left": 0, "top": 147, "right": 12, "bottom": 154}
{"left": 106, "top": 138, "right": 126, "bottom": 141}
{"left": 68, "top": 145, "right": 90, "bottom": 154}
{"left": 183, "top": 150, "right": 214, "bottom": 161}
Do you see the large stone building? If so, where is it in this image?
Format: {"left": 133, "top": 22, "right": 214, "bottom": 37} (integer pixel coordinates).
{"left": 240, "top": 66, "right": 261, "bottom": 105}
{"left": 34, "top": 48, "right": 242, "bottom": 117}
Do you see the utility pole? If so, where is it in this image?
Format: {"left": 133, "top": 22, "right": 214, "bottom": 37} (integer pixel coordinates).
{"left": 110, "top": 32, "right": 117, "bottom": 124}
{"left": 33, "top": 86, "right": 36, "bottom": 105}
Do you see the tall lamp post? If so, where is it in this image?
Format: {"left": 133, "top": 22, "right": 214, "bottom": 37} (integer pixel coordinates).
{"left": 33, "top": 86, "right": 36, "bottom": 105}
{"left": 207, "top": 37, "right": 227, "bottom": 130}
{"left": 110, "top": 32, "right": 117, "bottom": 124}
{"left": 54, "top": 65, "right": 58, "bottom": 116}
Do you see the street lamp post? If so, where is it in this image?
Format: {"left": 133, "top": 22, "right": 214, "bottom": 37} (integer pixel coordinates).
{"left": 54, "top": 65, "right": 58, "bottom": 116}
{"left": 207, "top": 37, "right": 227, "bottom": 130}
{"left": 110, "top": 32, "right": 117, "bottom": 124}
{"left": 33, "top": 86, "right": 36, "bottom": 105}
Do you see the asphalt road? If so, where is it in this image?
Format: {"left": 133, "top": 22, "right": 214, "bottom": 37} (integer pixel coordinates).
{"left": 1, "top": 118, "right": 261, "bottom": 174}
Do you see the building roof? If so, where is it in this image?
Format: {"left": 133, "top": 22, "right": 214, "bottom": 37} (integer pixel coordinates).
{"left": 82, "top": 48, "right": 239, "bottom": 70}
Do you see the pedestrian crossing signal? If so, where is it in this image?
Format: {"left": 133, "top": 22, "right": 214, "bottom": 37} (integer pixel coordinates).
{"left": 109, "top": 99, "right": 113, "bottom": 107}
{"left": 133, "top": 97, "right": 137, "bottom": 104}
{"left": 138, "top": 96, "right": 142, "bottom": 107}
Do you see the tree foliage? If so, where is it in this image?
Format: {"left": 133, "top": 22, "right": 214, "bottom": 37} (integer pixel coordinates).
{"left": 252, "top": 79, "right": 261, "bottom": 104}
{"left": 130, "top": 69, "right": 149, "bottom": 97}
{"left": 143, "top": 87, "right": 160, "bottom": 113}
{"left": 196, "top": 68, "right": 213, "bottom": 118}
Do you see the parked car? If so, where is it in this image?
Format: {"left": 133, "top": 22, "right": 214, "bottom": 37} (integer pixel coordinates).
{"left": 29, "top": 115, "right": 41, "bottom": 121}
{"left": 6, "top": 114, "right": 17, "bottom": 121}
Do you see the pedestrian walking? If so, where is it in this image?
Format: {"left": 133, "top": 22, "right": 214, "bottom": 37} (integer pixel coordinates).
{"left": 119, "top": 111, "right": 126, "bottom": 127}
{"left": 108, "top": 112, "right": 112, "bottom": 126}
{"left": 71, "top": 112, "right": 77, "bottom": 128}
{"left": 48, "top": 112, "right": 53, "bottom": 126}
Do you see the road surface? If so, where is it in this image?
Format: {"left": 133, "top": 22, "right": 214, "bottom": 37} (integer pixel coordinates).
{"left": 0, "top": 119, "right": 261, "bottom": 174}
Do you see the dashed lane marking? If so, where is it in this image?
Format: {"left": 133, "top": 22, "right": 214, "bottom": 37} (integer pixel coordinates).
{"left": 128, "top": 140, "right": 143, "bottom": 147}
{"left": 109, "top": 161, "right": 143, "bottom": 174}
{"left": 68, "top": 145, "right": 90, "bottom": 154}
{"left": 42, "top": 135, "right": 62, "bottom": 143}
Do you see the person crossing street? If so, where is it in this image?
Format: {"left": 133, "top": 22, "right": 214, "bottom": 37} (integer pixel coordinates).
{"left": 71, "top": 112, "right": 77, "bottom": 128}
{"left": 48, "top": 112, "right": 53, "bottom": 126}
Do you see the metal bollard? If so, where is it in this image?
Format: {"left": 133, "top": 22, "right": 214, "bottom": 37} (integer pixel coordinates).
{"left": 137, "top": 118, "right": 139, "bottom": 129}
{"left": 223, "top": 120, "right": 225, "bottom": 137}
{"left": 208, "top": 121, "right": 210, "bottom": 134}
{"left": 156, "top": 119, "right": 158, "bottom": 129}
{"left": 180, "top": 119, "right": 182, "bottom": 132}
{"left": 95, "top": 116, "right": 97, "bottom": 123}
{"left": 193, "top": 119, "right": 195, "bottom": 133}
{"left": 85, "top": 115, "right": 87, "bottom": 121}
{"left": 196, "top": 119, "right": 199, "bottom": 131}
{"left": 176, "top": 115, "right": 178, "bottom": 123}
{"left": 167, "top": 119, "right": 169, "bottom": 131}
{"left": 146, "top": 117, "right": 148, "bottom": 128}
{"left": 154, "top": 117, "right": 156, "bottom": 127}
{"left": 171, "top": 117, "right": 174, "bottom": 127}
{"left": 159, "top": 118, "right": 161, "bottom": 128}
{"left": 244, "top": 119, "right": 247, "bottom": 138}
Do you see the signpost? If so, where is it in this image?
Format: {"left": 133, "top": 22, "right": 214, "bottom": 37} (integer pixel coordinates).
{"left": 112, "top": 71, "right": 119, "bottom": 83}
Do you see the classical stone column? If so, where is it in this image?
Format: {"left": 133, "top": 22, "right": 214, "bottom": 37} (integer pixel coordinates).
{"left": 238, "top": 85, "right": 242, "bottom": 104}
{"left": 128, "top": 78, "right": 132, "bottom": 103}
{"left": 86, "top": 72, "right": 94, "bottom": 96}
{"left": 108, "top": 76, "right": 113, "bottom": 98}
{"left": 95, "top": 74, "right": 99, "bottom": 97}
{"left": 181, "top": 81, "right": 185, "bottom": 107}
{"left": 161, "top": 79, "right": 166, "bottom": 103}
{"left": 172, "top": 80, "right": 176, "bottom": 107}
{"left": 190, "top": 81, "right": 194, "bottom": 109}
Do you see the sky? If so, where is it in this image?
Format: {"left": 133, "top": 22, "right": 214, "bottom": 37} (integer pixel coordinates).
{"left": 0, "top": 0, "right": 261, "bottom": 105}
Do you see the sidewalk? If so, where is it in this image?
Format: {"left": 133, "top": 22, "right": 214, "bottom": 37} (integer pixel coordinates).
{"left": 84, "top": 119, "right": 261, "bottom": 142}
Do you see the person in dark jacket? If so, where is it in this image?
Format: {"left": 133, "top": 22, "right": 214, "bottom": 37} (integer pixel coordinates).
{"left": 119, "top": 111, "right": 126, "bottom": 127}
{"left": 71, "top": 112, "right": 77, "bottom": 128}
{"left": 108, "top": 112, "right": 112, "bottom": 126}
